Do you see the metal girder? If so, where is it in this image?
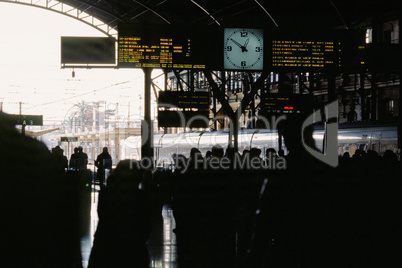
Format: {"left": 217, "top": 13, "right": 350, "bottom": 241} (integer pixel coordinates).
{"left": 190, "top": 0, "right": 220, "bottom": 26}
{"left": 204, "top": 71, "right": 236, "bottom": 120}
{"left": 128, "top": 0, "right": 170, "bottom": 24}
{"left": 204, "top": 70, "right": 267, "bottom": 119}
{"left": 0, "top": 0, "right": 118, "bottom": 37}
{"left": 238, "top": 71, "right": 268, "bottom": 118}
{"left": 254, "top": 0, "right": 279, "bottom": 28}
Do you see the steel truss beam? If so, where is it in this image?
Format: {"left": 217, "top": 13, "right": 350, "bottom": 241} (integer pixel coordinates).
{"left": 0, "top": 0, "right": 118, "bottom": 38}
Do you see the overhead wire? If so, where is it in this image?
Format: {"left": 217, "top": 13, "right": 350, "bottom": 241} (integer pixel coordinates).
{"left": 25, "top": 79, "right": 135, "bottom": 110}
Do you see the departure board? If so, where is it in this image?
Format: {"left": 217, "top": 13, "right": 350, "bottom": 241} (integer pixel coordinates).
{"left": 271, "top": 40, "right": 341, "bottom": 70}
{"left": 260, "top": 93, "right": 313, "bottom": 114}
{"left": 61, "top": 37, "right": 115, "bottom": 64}
{"left": 118, "top": 24, "right": 221, "bottom": 69}
{"left": 158, "top": 91, "right": 209, "bottom": 109}
{"left": 158, "top": 91, "right": 210, "bottom": 128}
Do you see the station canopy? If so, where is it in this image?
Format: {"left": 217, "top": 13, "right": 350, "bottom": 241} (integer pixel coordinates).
{"left": 56, "top": 0, "right": 400, "bottom": 32}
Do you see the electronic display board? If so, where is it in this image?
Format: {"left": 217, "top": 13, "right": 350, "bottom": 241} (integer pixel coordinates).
{"left": 158, "top": 91, "right": 209, "bottom": 109}
{"left": 118, "top": 24, "right": 222, "bottom": 69}
{"left": 261, "top": 94, "right": 313, "bottom": 114}
{"left": 61, "top": 37, "right": 116, "bottom": 64}
{"left": 268, "top": 30, "right": 366, "bottom": 72}
{"left": 157, "top": 90, "right": 210, "bottom": 128}
{"left": 270, "top": 40, "right": 341, "bottom": 70}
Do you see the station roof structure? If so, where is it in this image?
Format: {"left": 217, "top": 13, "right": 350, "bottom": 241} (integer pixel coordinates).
{"left": 55, "top": 0, "right": 401, "bottom": 32}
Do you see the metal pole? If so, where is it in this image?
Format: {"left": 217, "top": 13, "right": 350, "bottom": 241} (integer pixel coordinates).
{"left": 360, "top": 72, "right": 366, "bottom": 121}
{"left": 142, "top": 68, "right": 154, "bottom": 163}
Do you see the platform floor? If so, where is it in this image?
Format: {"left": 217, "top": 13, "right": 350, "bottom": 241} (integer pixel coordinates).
{"left": 80, "top": 187, "right": 178, "bottom": 268}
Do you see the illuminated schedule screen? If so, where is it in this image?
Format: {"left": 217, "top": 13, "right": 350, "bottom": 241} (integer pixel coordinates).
{"left": 261, "top": 93, "right": 313, "bottom": 114}
{"left": 271, "top": 40, "right": 341, "bottom": 70}
{"left": 118, "top": 24, "right": 221, "bottom": 69}
{"left": 117, "top": 25, "right": 362, "bottom": 71}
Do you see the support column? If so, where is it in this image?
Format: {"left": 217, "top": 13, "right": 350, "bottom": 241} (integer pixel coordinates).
{"left": 370, "top": 73, "right": 377, "bottom": 121}
{"left": 228, "top": 113, "right": 239, "bottom": 151}
{"left": 399, "top": 8, "right": 402, "bottom": 150}
{"left": 399, "top": 71, "right": 402, "bottom": 150}
{"left": 360, "top": 72, "right": 366, "bottom": 121}
{"left": 327, "top": 73, "right": 337, "bottom": 103}
{"left": 141, "top": 68, "right": 153, "bottom": 162}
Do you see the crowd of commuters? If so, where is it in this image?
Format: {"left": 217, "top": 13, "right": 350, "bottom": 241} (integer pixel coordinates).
{"left": 1, "top": 110, "right": 401, "bottom": 267}
{"left": 158, "top": 118, "right": 402, "bottom": 267}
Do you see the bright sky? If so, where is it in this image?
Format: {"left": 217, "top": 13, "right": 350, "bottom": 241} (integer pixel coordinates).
{"left": 0, "top": 2, "right": 162, "bottom": 126}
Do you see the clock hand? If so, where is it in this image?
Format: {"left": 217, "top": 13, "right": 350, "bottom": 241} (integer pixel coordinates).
{"left": 243, "top": 38, "right": 249, "bottom": 49}
{"left": 230, "top": 38, "right": 243, "bottom": 48}
{"left": 230, "top": 38, "right": 248, "bottom": 52}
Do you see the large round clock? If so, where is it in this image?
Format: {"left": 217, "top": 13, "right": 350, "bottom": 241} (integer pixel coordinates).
{"left": 224, "top": 28, "right": 264, "bottom": 70}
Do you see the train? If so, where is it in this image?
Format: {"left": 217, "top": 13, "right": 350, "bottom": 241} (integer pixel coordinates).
{"left": 120, "top": 121, "right": 400, "bottom": 168}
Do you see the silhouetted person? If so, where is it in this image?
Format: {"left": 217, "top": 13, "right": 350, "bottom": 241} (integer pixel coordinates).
{"left": 250, "top": 147, "right": 262, "bottom": 159}
{"left": 265, "top": 147, "right": 277, "bottom": 158}
{"left": 51, "top": 145, "right": 68, "bottom": 174}
{"left": 281, "top": 116, "right": 320, "bottom": 170}
{"left": 347, "top": 104, "right": 357, "bottom": 122}
{"left": 339, "top": 151, "right": 351, "bottom": 166}
{"left": 264, "top": 147, "right": 279, "bottom": 170}
{"left": 351, "top": 149, "right": 363, "bottom": 165}
{"left": 95, "top": 147, "right": 112, "bottom": 188}
{"left": 0, "top": 112, "right": 82, "bottom": 267}
{"left": 76, "top": 146, "right": 88, "bottom": 171}
{"left": 172, "top": 153, "right": 187, "bottom": 174}
{"left": 248, "top": 115, "right": 335, "bottom": 267}
{"left": 88, "top": 160, "right": 151, "bottom": 268}
{"left": 225, "top": 146, "right": 235, "bottom": 159}
{"left": 383, "top": 149, "right": 398, "bottom": 166}
{"left": 172, "top": 144, "right": 238, "bottom": 268}
{"left": 69, "top": 147, "right": 79, "bottom": 170}
{"left": 187, "top": 147, "right": 203, "bottom": 171}
{"left": 211, "top": 144, "right": 224, "bottom": 158}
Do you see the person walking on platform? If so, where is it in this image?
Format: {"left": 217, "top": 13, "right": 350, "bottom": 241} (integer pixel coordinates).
{"left": 51, "top": 145, "right": 68, "bottom": 174}
{"left": 88, "top": 160, "right": 151, "bottom": 267}
{"left": 69, "top": 147, "right": 79, "bottom": 170}
{"left": 76, "top": 146, "right": 88, "bottom": 171}
{"left": 95, "top": 147, "right": 112, "bottom": 188}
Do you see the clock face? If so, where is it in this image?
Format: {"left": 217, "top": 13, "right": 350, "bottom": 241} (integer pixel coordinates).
{"left": 224, "top": 28, "right": 264, "bottom": 70}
